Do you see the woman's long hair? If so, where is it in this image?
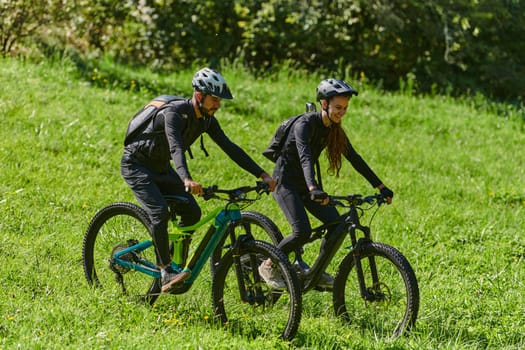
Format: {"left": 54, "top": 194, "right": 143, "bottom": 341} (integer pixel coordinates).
{"left": 326, "top": 121, "right": 348, "bottom": 177}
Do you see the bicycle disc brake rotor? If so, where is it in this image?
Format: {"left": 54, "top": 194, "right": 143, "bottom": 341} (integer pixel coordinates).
{"left": 365, "top": 282, "right": 391, "bottom": 308}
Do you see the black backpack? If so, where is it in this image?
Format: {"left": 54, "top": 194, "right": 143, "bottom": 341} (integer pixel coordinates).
{"left": 262, "top": 102, "right": 317, "bottom": 162}
{"left": 124, "top": 95, "right": 185, "bottom": 146}
{"left": 262, "top": 114, "right": 303, "bottom": 162}
{"left": 262, "top": 102, "right": 323, "bottom": 188}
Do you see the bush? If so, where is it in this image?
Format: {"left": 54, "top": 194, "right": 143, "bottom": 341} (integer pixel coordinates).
{"left": 2, "top": 0, "right": 523, "bottom": 101}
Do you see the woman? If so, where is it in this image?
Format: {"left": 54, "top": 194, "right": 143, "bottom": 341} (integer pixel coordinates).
{"left": 259, "top": 78, "right": 393, "bottom": 289}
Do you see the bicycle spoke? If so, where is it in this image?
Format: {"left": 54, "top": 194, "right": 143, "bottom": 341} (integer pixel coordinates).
{"left": 334, "top": 243, "right": 419, "bottom": 338}
{"left": 212, "top": 241, "right": 301, "bottom": 340}
{"left": 83, "top": 203, "right": 159, "bottom": 303}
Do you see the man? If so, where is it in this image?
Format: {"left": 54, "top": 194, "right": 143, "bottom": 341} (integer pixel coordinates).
{"left": 121, "top": 68, "right": 276, "bottom": 292}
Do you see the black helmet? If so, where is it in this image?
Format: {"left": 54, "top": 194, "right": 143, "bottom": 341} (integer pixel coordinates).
{"left": 192, "top": 68, "right": 233, "bottom": 99}
{"left": 316, "top": 79, "right": 358, "bottom": 101}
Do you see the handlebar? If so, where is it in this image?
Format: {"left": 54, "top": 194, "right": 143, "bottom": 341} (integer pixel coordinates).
{"left": 328, "top": 193, "right": 386, "bottom": 208}
{"left": 201, "top": 181, "right": 270, "bottom": 202}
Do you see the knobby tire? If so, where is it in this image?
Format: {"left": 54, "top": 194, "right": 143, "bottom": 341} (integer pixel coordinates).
{"left": 210, "top": 211, "right": 284, "bottom": 273}
{"left": 332, "top": 241, "right": 419, "bottom": 338}
{"left": 211, "top": 240, "right": 302, "bottom": 340}
{"left": 82, "top": 202, "right": 160, "bottom": 304}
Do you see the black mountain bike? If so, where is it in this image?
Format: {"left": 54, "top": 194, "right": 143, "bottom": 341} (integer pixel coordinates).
{"left": 261, "top": 192, "right": 419, "bottom": 338}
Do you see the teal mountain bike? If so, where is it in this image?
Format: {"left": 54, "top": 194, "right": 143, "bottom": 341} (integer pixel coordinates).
{"left": 82, "top": 182, "right": 302, "bottom": 340}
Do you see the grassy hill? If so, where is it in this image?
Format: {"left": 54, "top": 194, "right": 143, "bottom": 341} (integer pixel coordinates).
{"left": 1, "top": 57, "right": 524, "bottom": 349}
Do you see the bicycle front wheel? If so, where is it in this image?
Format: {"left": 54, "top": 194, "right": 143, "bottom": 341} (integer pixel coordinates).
{"left": 82, "top": 202, "right": 160, "bottom": 304}
{"left": 237, "top": 211, "right": 283, "bottom": 244}
{"left": 212, "top": 239, "right": 301, "bottom": 340}
{"left": 333, "top": 241, "right": 419, "bottom": 338}
{"left": 210, "top": 211, "right": 283, "bottom": 273}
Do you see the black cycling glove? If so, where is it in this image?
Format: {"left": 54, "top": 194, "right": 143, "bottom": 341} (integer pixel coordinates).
{"left": 310, "top": 188, "right": 328, "bottom": 201}
{"left": 380, "top": 187, "right": 394, "bottom": 199}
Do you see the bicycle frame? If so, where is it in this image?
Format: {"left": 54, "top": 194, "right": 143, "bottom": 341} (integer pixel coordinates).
{"left": 170, "top": 204, "right": 242, "bottom": 284}
{"left": 112, "top": 199, "right": 243, "bottom": 291}
{"left": 299, "top": 195, "right": 380, "bottom": 295}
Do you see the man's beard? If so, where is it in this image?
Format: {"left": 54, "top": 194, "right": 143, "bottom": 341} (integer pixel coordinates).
{"left": 201, "top": 106, "right": 217, "bottom": 118}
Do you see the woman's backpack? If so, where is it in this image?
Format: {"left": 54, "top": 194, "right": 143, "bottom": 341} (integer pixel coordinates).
{"left": 262, "top": 102, "right": 323, "bottom": 188}
{"left": 262, "top": 102, "right": 317, "bottom": 162}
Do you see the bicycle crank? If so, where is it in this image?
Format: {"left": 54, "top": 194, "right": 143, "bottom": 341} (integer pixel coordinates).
{"left": 109, "top": 239, "right": 139, "bottom": 274}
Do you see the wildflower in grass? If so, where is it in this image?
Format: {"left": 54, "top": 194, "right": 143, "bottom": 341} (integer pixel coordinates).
{"left": 164, "top": 317, "right": 184, "bottom": 326}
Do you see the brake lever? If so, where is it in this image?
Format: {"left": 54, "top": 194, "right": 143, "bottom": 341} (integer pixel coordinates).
{"left": 255, "top": 181, "right": 270, "bottom": 195}
{"left": 202, "top": 186, "right": 217, "bottom": 201}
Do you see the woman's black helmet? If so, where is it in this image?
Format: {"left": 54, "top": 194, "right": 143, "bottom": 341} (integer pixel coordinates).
{"left": 192, "top": 68, "right": 233, "bottom": 99}
{"left": 316, "top": 79, "right": 358, "bottom": 101}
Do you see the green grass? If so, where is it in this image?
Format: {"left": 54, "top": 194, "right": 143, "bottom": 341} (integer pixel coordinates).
{"left": 1, "top": 57, "right": 524, "bottom": 349}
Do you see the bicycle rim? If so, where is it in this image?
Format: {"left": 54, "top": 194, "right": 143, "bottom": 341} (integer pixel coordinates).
{"left": 333, "top": 242, "right": 419, "bottom": 338}
{"left": 82, "top": 202, "right": 160, "bottom": 304}
{"left": 237, "top": 211, "right": 283, "bottom": 244}
{"left": 210, "top": 211, "right": 283, "bottom": 273}
{"left": 212, "top": 240, "right": 301, "bottom": 340}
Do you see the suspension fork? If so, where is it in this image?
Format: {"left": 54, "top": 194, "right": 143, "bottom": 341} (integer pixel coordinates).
{"left": 229, "top": 221, "right": 246, "bottom": 300}
{"left": 349, "top": 213, "right": 380, "bottom": 301}
{"left": 229, "top": 224, "right": 262, "bottom": 303}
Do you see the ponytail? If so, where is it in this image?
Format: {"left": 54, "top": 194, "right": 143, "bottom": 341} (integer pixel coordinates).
{"left": 325, "top": 123, "right": 347, "bottom": 177}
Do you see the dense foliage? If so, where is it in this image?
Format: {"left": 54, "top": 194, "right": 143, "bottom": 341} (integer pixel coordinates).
{"left": 1, "top": 0, "right": 524, "bottom": 100}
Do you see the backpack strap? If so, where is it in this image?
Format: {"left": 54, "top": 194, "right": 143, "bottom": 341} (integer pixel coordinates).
{"left": 200, "top": 135, "right": 209, "bottom": 157}
{"left": 186, "top": 134, "right": 209, "bottom": 160}
{"left": 146, "top": 100, "right": 169, "bottom": 109}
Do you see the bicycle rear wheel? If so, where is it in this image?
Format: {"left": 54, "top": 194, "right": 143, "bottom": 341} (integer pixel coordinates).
{"left": 212, "top": 239, "right": 301, "bottom": 340}
{"left": 333, "top": 241, "right": 419, "bottom": 338}
{"left": 82, "top": 202, "right": 160, "bottom": 304}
